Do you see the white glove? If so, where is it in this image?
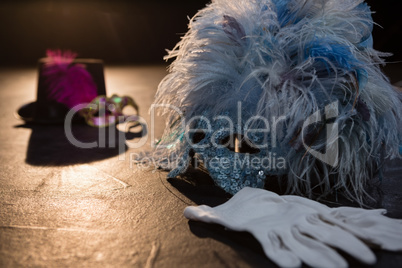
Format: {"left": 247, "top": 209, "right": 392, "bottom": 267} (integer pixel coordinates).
{"left": 184, "top": 187, "right": 402, "bottom": 268}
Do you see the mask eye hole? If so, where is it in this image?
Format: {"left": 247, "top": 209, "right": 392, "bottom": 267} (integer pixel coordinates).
{"left": 192, "top": 130, "right": 206, "bottom": 144}
{"left": 220, "top": 134, "right": 260, "bottom": 154}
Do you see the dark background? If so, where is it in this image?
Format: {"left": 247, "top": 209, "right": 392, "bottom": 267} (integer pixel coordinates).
{"left": 0, "top": 0, "right": 401, "bottom": 66}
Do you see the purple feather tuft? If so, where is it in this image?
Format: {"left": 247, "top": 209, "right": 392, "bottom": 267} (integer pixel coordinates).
{"left": 222, "top": 15, "right": 246, "bottom": 45}
{"left": 356, "top": 97, "right": 370, "bottom": 121}
{"left": 43, "top": 49, "right": 98, "bottom": 110}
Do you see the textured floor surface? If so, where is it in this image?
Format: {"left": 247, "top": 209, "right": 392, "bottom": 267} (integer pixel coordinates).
{"left": 0, "top": 65, "right": 401, "bottom": 267}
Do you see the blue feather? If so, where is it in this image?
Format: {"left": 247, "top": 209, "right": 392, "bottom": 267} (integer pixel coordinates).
{"left": 306, "top": 41, "right": 360, "bottom": 72}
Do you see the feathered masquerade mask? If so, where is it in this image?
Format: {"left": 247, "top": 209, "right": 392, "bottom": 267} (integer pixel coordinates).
{"left": 153, "top": 0, "right": 402, "bottom": 203}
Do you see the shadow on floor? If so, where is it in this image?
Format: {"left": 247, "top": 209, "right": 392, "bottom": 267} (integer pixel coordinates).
{"left": 15, "top": 122, "right": 146, "bottom": 166}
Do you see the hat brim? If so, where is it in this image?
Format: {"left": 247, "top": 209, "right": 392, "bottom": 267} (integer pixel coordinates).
{"left": 15, "top": 101, "right": 83, "bottom": 124}
{"left": 15, "top": 102, "right": 36, "bottom": 123}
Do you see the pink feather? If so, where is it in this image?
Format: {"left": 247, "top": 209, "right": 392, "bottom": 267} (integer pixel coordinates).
{"left": 43, "top": 49, "right": 98, "bottom": 110}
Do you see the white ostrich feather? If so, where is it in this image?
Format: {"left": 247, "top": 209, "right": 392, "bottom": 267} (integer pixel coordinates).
{"left": 152, "top": 0, "right": 401, "bottom": 204}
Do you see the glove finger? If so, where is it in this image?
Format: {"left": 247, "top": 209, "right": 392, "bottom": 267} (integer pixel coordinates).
{"left": 184, "top": 205, "right": 226, "bottom": 225}
{"left": 353, "top": 215, "right": 402, "bottom": 251}
{"left": 256, "top": 231, "right": 302, "bottom": 268}
{"left": 298, "top": 215, "right": 376, "bottom": 265}
{"left": 281, "top": 228, "right": 348, "bottom": 268}
{"left": 328, "top": 208, "right": 402, "bottom": 251}
{"left": 184, "top": 205, "right": 252, "bottom": 232}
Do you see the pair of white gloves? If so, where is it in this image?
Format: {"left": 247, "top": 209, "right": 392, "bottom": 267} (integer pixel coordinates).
{"left": 184, "top": 187, "right": 402, "bottom": 268}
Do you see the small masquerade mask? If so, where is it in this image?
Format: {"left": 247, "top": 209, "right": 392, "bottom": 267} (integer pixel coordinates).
{"left": 81, "top": 95, "right": 139, "bottom": 127}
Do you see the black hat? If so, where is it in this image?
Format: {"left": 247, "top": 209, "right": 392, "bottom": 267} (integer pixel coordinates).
{"left": 16, "top": 56, "right": 106, "bottom": 124}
